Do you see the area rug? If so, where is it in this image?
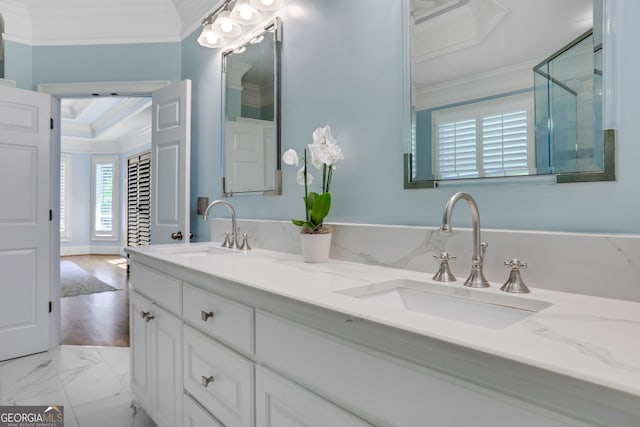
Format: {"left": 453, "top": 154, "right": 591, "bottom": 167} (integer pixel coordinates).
{"left": 60, "top": 260, "right": 119, "bottom": 298}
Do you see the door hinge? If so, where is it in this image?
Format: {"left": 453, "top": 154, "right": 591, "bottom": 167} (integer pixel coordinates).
{"left": 49, "top": 301, "right": 52, "bottom": 313}
{"left": 50, "top": 118, "right": 54, "bottom": 130}
{"left": 49, "top": 209, "right": 53, "bottom": 221}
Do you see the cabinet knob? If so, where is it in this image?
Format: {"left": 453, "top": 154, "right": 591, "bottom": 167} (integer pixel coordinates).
{"left": 201, "top": 310, "right": 214, "bottom": 322}
{"left": 141, "top": 311, "right": 155, "bottom": 322}
{"left": 201, "top": 375, "right": 215, "bottom": 387}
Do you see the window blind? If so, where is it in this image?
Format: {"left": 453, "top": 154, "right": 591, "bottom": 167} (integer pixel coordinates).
{"left": 95, "top": 162, "right": 114, "bottom": 233}
{"left": 59, "top": 157, "right": 67, "bottom": 234}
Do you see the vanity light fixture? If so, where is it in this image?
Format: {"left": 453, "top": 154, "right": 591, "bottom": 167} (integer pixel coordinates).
{"left": 197, "top": 0, "right": 283, "bottom": 49}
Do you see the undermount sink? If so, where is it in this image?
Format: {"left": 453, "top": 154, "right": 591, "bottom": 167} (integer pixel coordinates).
{"left": 154, "top": 245, "right": 240, "bottom": 257}
{"left": 337, "top": 279, "right": 551, "bottom": 329}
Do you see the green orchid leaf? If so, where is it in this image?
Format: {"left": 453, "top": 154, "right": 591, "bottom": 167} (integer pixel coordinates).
{"left": 306, "top": 192, "right": 320, "bottom": 210}
{"left": 291, "top": 219, "right": 306, "bottom": 227}
{"left": 310, "top": 192, "right": 331, "bottom": 225}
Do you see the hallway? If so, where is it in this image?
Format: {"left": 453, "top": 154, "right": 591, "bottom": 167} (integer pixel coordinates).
{"left": 61, "top": 255, "right": 130, "bottom": 347}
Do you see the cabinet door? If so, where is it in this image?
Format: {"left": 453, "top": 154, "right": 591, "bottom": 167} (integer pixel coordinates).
{"left": 149, "top": 304, "right": 183, "bottom": 427}
{"left": 256, "top": 366, "right": 372, "bottom": 427}
{"left": 130, "top": 291, "right": 152, "bottom": 410}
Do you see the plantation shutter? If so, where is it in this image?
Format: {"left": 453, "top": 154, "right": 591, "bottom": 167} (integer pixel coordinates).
{"left": 127, "top": 151, "right": 151, "bottom": 246}
{"left": 433, "top": 93, "right": 533, "bottom": 179}
{"left": 437, "top": 119, "right": 478, "bottom": 179}
{"left": 482, "top": 111, "right": 529, "bottom": 177}
{"left": 59, "top": 158, "right": 66, "bottom": 234}
{"left": 95, "top": 162, "right": 114, "bottom": 233}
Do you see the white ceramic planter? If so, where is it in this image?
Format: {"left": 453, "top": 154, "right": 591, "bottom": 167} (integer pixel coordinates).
{"left": 300, "top": 233, "right": 332, "bottom": 263}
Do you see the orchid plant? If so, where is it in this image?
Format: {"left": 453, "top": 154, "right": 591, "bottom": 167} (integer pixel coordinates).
{"left": 282, "top": 125, "right": 344, "bottom": 234}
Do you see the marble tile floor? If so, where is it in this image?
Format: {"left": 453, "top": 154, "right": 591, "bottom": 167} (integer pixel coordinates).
{"left": 0, "top": 345, "right": 156, "bottom": 427}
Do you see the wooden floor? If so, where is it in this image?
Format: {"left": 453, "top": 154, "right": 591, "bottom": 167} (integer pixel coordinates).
{"left": 60, "top": 255, "right": 130, "bottom": 347}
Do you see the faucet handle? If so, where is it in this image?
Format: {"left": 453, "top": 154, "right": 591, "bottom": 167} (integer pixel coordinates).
{"left": 221, "top": 232, "right": 231, "bottom": 248}
{"left": 504, "top": 259, "right": 527, "bottom": 270}
{"left": 432, "top": 252, "right": 456, "bottom": 282}
{"left": 239, "top": 233, "right": 252, "bottom": 251}
{"left": 500, "top": 259, "right": 530, "bottom": 293}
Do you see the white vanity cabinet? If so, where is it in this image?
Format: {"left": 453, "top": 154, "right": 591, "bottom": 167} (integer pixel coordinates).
{"left": 127, "top": 249, "right": 639, "bottom": 427}
{"left": 255, "top": 365, "right": 373, "bottom": 427}
{"left": 129, "top": 264, "right": 183, "bottom": 427}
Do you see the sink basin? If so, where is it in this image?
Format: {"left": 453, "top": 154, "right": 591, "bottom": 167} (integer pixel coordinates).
{"left": 337, "top": 279, "right": 551, "bottom": 329}
{"left": 154, "top": 245, "right": 239, "bottom": 257}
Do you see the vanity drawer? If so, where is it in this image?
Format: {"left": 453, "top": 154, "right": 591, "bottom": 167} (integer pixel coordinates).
{"left": 129, "top": 262, "right": 181, "bottom": 315}
{"left": 183, "top": 283, "right": 254, "bottom": 354}
{"left": 255, "top": 311, "right": 587, "bottom": 427}
{"left": 183, "top": 325, "right": 254, "bottom": 427}
{"left": 183, "top": 393, "right": 224, "bottom": 427}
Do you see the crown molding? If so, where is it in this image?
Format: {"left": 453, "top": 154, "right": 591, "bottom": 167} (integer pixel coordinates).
{"left": 38, "top": 80, "right": 170, "bottom": 96}
{"left": 414, "top": 60, "right": 538, "bottom": 110}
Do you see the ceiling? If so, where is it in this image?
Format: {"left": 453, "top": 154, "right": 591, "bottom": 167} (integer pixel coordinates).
{"left": 60, "top": 97, "right": 152, "bottom": 153}
{"left": 0, "top": 0, "right": 221, "bottom": 45}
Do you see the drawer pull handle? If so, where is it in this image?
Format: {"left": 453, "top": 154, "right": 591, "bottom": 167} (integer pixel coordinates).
{"left": 201, "top": 375, "right": 215, "bottom": 387}
{"left": 201, "top": 311, "right": 215, "bottom": 322}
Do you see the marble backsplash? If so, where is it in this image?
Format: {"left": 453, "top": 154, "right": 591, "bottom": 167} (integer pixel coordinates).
{"left": 209, "top": 219, "right": 640, "bottom": 303}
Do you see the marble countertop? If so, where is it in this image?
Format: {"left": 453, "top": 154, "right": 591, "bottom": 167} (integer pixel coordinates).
{"left": 125, "top": 242, "right": 640, "bottom": 398}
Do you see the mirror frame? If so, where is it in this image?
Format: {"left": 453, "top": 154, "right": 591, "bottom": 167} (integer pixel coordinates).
{"left": 221, "top": 17, "right": 282, "bottom": 197}
{"left": 403, "top": 1, "right": 615, "bottom": 189}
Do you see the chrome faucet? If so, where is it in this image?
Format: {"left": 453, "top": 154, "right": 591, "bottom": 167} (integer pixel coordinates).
{"left": 202, "top": 200, "right": 239, "bottom": 249}
{"left": 440, "top": 192, "right": 490, "bottom": 288}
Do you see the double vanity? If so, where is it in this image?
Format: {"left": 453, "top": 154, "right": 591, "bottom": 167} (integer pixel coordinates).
{"left": 125, "top": 233, "right": 640, "bottom": 427}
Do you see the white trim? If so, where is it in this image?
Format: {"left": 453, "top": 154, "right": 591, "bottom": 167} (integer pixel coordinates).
{"left": 0, "top": 79, "right": 17, "bottom": 88}
{"left": 91, "top": 155, "right": 120, "bottom": 241}
{"left": 38, "top": 80, "right": 170, "bottom": 97}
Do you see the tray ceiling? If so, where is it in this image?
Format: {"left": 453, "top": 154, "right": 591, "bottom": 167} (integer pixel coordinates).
{"left": 0, "top": 0, "right": 222, "bottom": 45}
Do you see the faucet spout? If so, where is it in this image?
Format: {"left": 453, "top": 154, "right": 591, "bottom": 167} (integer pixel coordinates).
{"left": 203, "top": 200, "right": 238, "bottom": 249}
{"left": 440, "top": 192, "right": 489, "bottom": 288}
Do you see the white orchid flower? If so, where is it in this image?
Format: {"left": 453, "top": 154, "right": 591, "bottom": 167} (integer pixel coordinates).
{"left": 312, "top": 125, "right": 336, "bottom": 145}
{"left": 282, "top": 148, "right": 299, "bottom": 166}
{"left": 296, "top": 167, "right": 313, "bottom": 186}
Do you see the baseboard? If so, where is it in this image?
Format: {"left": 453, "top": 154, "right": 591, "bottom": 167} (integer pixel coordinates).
{"left": 61, "top": 245, "right": 124, "bottom": 256}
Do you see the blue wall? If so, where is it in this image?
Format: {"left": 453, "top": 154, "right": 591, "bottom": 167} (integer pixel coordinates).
{"left": 61, "top": 153, "right": 91, "bottom": 248}
{"left": 7, "top": 0, "right": 640, "bottom": 238}
{"left": 183, "top": 0, "right": 408, "bottom": 241}
{"left": 4, "top": 41, "right": 33, "bottom": 89}
{"left": 184, "top": 0, "right": 640, "bottom": 237}
{"left": 7, "top": 41, "right": 181, "bottom": 90}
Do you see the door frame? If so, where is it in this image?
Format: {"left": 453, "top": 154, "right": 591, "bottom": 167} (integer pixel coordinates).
{"left": 38, "top": 80, "right": 170, "bottom": 348}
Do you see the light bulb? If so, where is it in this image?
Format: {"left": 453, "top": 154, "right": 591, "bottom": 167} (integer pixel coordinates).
{"left": 261, "top": 0, "right": 274, "bottom": 6}
{"left": 221, "top": 20, "right": 233, "bottom": 33}
{"left": 205, "top": 32, "right": 219, "bottom": 44}
{"left": 239, "top": 6, "right": 253, "bottom": 21}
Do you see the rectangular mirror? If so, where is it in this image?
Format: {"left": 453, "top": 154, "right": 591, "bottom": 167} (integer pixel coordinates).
{"left": 222, "top": 17, "right": 282, "bottom": 196}
{"left": 406, "top": 0, "right": 613, "bottom": 187}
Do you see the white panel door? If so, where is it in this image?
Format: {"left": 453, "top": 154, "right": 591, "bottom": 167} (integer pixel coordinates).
{"left": 225, "top": 120, "right": 266, "bottom": 192}
{"left": 0, "top": 85, "right": 51, "bottom": 361}
{"left": 150, "top": 80, "right": 191, "bottom": 244}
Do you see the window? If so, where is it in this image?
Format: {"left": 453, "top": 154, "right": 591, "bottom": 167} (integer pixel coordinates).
{"left": 432, "top": 93, "right": 534, "bottom": 179}
{"left": 92, "top": 156, "right": 119, "bottom": 240}
{"left": 60, "top": 154, "right": 71, "bottom": 240}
